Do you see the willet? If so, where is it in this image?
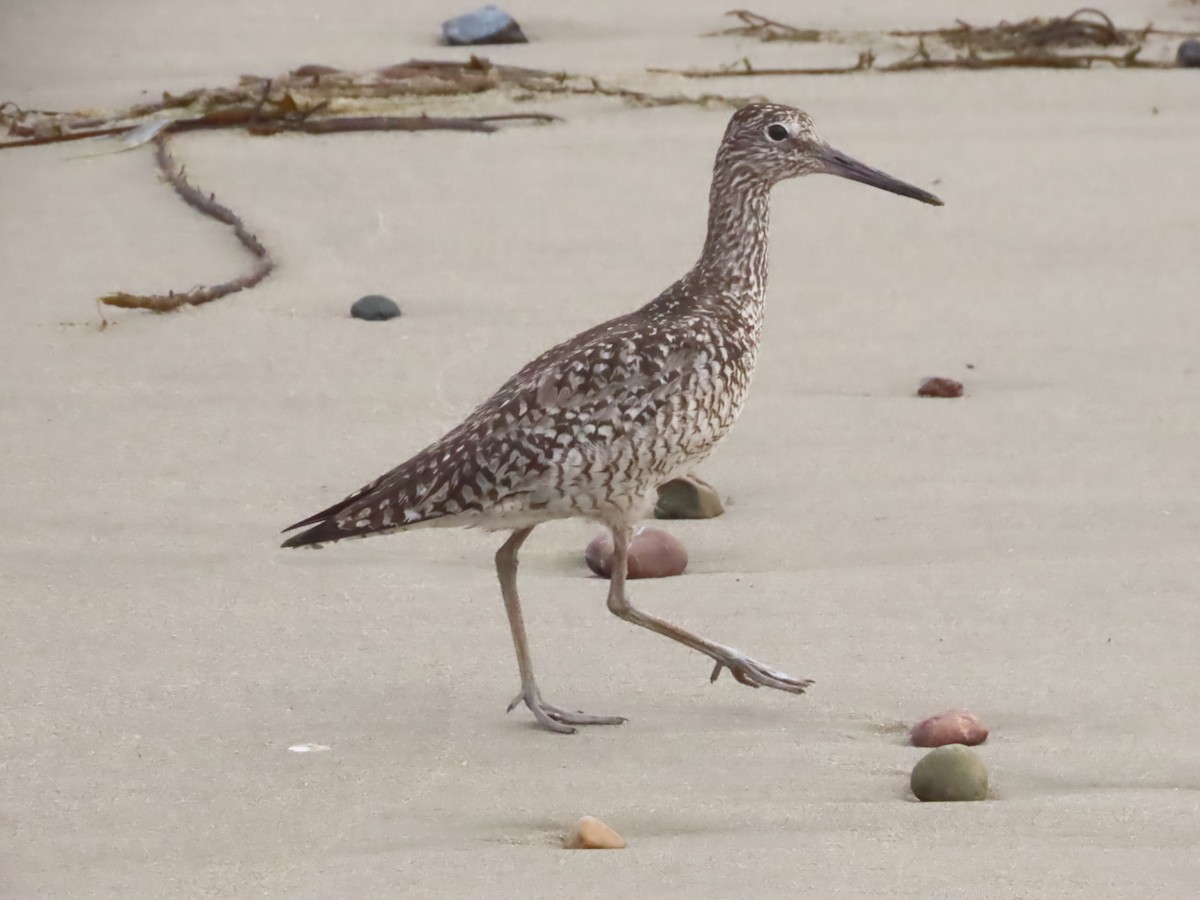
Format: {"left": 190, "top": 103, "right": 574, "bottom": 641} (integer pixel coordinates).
{"left": 283, "top": 104, "right": 943, "bottom": 733}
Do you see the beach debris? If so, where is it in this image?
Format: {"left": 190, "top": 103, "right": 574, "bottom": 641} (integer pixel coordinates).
{"left": 654, "top": 473, "right": 725, "bottom": 519}
{"left": 910, "top": 745, "right": 989, "bottom": 802}
{"left": 287, "top": 743, "right": 331, "bottom": 753}
{"left": 99, "top": 135, "right": 274, "bottom": 313}
{"left": 1178, "top": 39, "right": 1200, "bottom": 67}
{"left": 67, "top": 116, "right": 174, "bottom": 158}
{"left": 0, "top": 58, "right": 563, "bottom": 152}
{"left": 351, "top": 294, "right": 401, "bottom": 321}
{"left": 666, "top": 7, "right": 1197, "bottom": 77}
{"left": 563, "top": 815, "right": 626, "bottom": 850}
{"left": 0, "top": 59, "right": 756, "bottom": 318}
{"left": 707, "top": 10, "right": 825, "bottom": 42}
{"left": 917, "top": 376, "right": 964, "bottom": 398}
{"left": 911, "top": 709, "right": 989, "bottom": 748}
{"left": 585, "top": 526, "right": 688, "bottom": 579}
{"left": 442, "top": 5, "right": 528, "bottom": 46}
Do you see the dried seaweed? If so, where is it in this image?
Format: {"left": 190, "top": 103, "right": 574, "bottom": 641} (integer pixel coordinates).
{"left": 98, "top": 134, "right": 273, "bottom": 312}
{"left": 0, "top": 55, "right": 750, "bottom": 153}
{"left": 650, "top": 53, "right": 877, "bottom": 79}
{"left": 689, "top": 6, "right": 1196, "bottom": 75}
{"left": 891, "top": 8, "right": 1146, "bottom": 51}
{"left": 707, "top": 10, "right": 825, "bottom": 42}
{"left": 1, "top": 57, "right": 756, "bottom": 318}
{"left": 554, "top": 77, "right": 760, "bottom": 109}
{"left": 0, "top": 58, "right": 566, "bottom": 150}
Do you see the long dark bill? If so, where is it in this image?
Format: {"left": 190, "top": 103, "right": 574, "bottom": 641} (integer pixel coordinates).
{"left": 816, "top": 145, "right": 944, "bottom": 207}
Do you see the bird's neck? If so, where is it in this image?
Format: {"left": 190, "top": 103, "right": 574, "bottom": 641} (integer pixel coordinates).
{"left": 692, "top": 175, "right": 772, "bottom": 310}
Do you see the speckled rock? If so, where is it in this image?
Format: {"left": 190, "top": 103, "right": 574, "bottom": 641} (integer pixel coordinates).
{"left": 563, "top": 815, "right": 625, "bottom": 850}
{"left": 917, "top": 376, "right": 964, "bottom": 398}
{"left": 585, "top": 526, "right": 688, "bottom": 579}
{"left": 1177, "top": 39, "right": 1200, "bottom": 68}
{"left": 911, "top": 709, "right": 989, "bottom": 748}
{"left": 442, "top": 5, "right": 527, "bottom": 45}
{"left": 910, "top": 745, "right": 989, "bottom": 802}
{"left": 350, "top": 294, "right": 401, "bottom": 321}
{"left": 654, "top": 473, "right": 725, "bottom": 519}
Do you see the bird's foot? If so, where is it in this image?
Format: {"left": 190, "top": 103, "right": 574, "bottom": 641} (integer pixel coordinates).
{"left": 506, "top": 688, "right": 627, "bottom": 735}
{"left": 709, "top": 652, "right": 813, "bottom": 693}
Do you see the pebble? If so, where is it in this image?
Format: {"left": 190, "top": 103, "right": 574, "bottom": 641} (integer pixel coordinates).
{"left": 563, "top": 815, "right": 625, "bottom": 850}
{"left": 654, "top": 473, "right": 725, "bottom": 519}
{"left": 442, "top": 5, "right": 528, "bottom": 46}
{"left": 585, "top": 526, "right": 688, "bottom": 579}
{"left": 1178, "top": 39, "right": 1200, "bottom": 68}
{"left": 911, "top": 709, "right": 988, "bottom": 748}
{"left": 910, "top": 745, "right": 989, "bottom": 802}
{"left": 917, "top": 376, "right": 964, "bottom": 398}
{"left": 351, "top": 294, "right": 401, "bottom": 321}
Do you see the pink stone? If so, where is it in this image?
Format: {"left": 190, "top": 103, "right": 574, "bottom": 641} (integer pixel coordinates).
{"left": 584, "top": 527, "right": 688, "bottom": 579}
{"left": 911, "top": 708, "right": 988, "bottom": 748}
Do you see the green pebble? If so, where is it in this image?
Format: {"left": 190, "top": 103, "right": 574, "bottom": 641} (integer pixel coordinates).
{"left": 654, "top": 477, "right": 724, "bottom": 520}
{"left": 910, "top": 744, "right": 989, "bottom": 802}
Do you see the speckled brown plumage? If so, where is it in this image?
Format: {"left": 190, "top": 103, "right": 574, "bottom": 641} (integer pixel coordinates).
{"left": 283, "top": 104, "right": 942, "bottom": 733}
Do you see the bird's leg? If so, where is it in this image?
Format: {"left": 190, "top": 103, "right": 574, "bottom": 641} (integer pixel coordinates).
{"left": 605, "top": 525, "right": 813, "bottom": 694}
{"left": 496, "top": 526, "right": 627, "bottom": 734}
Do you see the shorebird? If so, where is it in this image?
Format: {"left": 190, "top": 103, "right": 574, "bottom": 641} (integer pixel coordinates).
{"left": 283, "top": 104, "right": 942, "bottom": 733}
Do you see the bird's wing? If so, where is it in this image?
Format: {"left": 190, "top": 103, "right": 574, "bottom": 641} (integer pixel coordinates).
{"left": 282, "top": 312, "right": 722, "bottom": 547}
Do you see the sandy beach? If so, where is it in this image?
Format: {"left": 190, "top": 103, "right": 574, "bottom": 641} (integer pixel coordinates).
{"left": 2, "top": 1, "right": 1199, "bottom": 897}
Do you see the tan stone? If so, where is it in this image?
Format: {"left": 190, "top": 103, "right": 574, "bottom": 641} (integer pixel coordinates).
{"left": 563, "top": 815, "right": 626, "bottom": 850}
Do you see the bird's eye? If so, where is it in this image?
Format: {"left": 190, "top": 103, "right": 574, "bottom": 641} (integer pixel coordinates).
{"left": 766, "top": 123, "right": 789, "bottom": 142}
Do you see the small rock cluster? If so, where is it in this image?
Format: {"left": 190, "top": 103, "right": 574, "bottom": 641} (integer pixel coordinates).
{"left": 909, "top": 709, "right": 990, "bottom": 802}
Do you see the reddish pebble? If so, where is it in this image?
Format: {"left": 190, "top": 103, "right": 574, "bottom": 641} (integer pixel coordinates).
{"left": 584, "top": 527, "right": 688, "bottom": 579}
{"left": 911, "top": 708, "right": 989, "bottom": 748}
{"left": 917, "top": 376, "right": 964, "bottom": 398}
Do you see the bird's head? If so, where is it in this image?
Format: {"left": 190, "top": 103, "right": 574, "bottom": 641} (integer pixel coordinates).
{"left": 716, "top": 103, "right": 943, "bottom": 206}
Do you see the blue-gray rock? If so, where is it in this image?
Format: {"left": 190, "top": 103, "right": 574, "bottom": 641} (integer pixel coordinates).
{"left": 910, "top": 745, "right": 989, "bottom": 802}
{"left": 442, "top": 5, "right": 528, "bottom": 46}
{"left": 1178, "top": 40, "right": 1200, "bottom": 68}
{"left": 351, "top": 294, "right": 401, "bottom": 321}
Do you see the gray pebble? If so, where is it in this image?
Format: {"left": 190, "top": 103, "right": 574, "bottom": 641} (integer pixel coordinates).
{"left": 351, "top": 294, "right": 401, "bottom": 321}
{"left": 910, "top": 744, "right": 989, "bottom": 802}
{"left": 1178, "top": 40, "right": 1200, "bottom": 68}
{"left": 442, "top": 5, "right": 528, "bottom": 46}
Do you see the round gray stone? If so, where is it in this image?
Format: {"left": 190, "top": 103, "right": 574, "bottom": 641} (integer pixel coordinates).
{"left": 351, "top": 294, "right": 401, "bottom": 321}
{"left": 910, "top": 744, "right": 989, "bottom": 802}
{"left": 1178, "top": 40, "right": 1200, "bottom": 68}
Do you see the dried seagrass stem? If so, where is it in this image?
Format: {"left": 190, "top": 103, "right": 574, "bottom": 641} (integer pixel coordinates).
{"left": 99, "top": 134, "right": 272, "bottom": 312}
